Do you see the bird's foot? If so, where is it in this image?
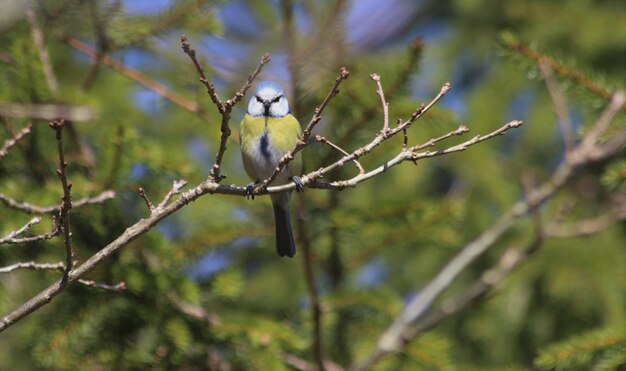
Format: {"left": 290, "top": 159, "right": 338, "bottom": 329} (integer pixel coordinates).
{"left": 292, "top": 176, "right": 304, "bottom": 193}
{"left": 245, "top": 182, "right": 258, "bottom": 200}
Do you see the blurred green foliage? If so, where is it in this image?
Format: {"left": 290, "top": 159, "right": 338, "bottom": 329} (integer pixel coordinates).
{"left": 0, "top": 0, "right": 624, "bottom": 369}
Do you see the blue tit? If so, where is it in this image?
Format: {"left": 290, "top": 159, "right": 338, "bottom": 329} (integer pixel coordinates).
{"left": 240, "top": 81, "right": 303, "bottom": 258}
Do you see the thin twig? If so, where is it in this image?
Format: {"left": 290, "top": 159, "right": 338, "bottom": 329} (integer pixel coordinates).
{"left": 370, "top": 74, "right": 389, "bottom": 133}
{"left": 540, "top": 60, "right": 574, "bottom": 153}
{"left": 157, "top": 179, "right": 188, "bottom": 209}
{"left": 410, "top": 125, "right": 470, "bottom": 151}
{"left": 322, "top": 39, "right": 423, "bottom": 165}
{"left": 315, "top": 135, "right": 365, "bottom": 174}
{"left": 48, "top": 119, "right": 74, "bottom": 280}
{"left": 267, "top": 85, "right": 463, "bottom": 192}
{"left": 256, "top": 67, "right": 350, "bottom": 192}
{"left": 138, "top": 187, "right": 155, "bottom": 212}
{"left": 139, "top": 180, "right": 188, "bottom": 215}
{"left": 0, "top": 217, "right": 42, "bottom": 244}
{"left": 0, "top": 261, "right": 126, "bottom": 292}
{"left": 0, "top": 190, "right": 115, "bottom": 215}
{"left": 180, "top": 35, "right": 223, "bottom": 111}
{"left": 77, "top": 279, "right": 126, "bottom": 292}
{"left": 0, "top": 123, "right": 32, "bottom": 159}
{"left": 0, "top": 261, "right": 65, "bottom": 274}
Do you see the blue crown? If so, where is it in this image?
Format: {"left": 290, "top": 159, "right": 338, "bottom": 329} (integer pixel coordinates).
{"left": 256, "top": 81, "right": 283, "bottom": 95}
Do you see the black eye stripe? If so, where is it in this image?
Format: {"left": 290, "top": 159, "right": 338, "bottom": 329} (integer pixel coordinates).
{"left": 255, "top": 95, "right": 263, "bottom": 103}
{"left": 272, "top": 95, "right": 282, "bottom": 103}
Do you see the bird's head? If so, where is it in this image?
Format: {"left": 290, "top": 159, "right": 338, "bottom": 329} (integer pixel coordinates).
{"left": 247, "top": 81, "right": 289, "bottom": 117}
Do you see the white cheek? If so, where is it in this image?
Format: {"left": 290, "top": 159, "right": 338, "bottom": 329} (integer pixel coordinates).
{"left": 248, "top": 100, "right": 263, "bottom": 116}
{"left": 270, "top": 99, "right": 289, "bottom": 117}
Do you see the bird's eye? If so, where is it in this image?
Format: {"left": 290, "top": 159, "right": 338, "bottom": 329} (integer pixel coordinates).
{"left": 272, "top": 95, "right": 282, "bottom": 103}
{"left": 255, "top": 96, "right": 263, "bottom": 103}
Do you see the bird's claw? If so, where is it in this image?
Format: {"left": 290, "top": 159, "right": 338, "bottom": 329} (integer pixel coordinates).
{"left": 245, "top": 182, "right": 257, "bottom": 200}
{"left": 292, "top": 176, "right": 304, "bottom": 193}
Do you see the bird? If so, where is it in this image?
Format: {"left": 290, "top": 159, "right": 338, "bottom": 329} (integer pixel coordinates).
{"left": 240, "top": 81, "right": 303, "bottom": 258}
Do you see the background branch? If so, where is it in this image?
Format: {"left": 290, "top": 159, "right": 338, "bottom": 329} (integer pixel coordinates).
{"left": 0, "top": 190, "right": 115, "bottom": 215}
{"left": 350, "top": 91, "right": 626, "bottom": 371}
{"left": 0, "top": 123, "right": 32, "bottom": 159}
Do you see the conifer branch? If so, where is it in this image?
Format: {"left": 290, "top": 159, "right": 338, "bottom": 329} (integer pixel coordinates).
{"left": 534, "top": 325, "right": 626, "bottom": 370}
{"left": 504, "top": 35, "right": 626, "bottom": 111}
{"left": 350, "top": 91, "right": 626, "bottom": 371}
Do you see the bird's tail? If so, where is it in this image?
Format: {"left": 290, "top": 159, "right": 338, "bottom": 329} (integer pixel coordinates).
{"left": 272, "top": 202, "right": 296, "bottom": 258}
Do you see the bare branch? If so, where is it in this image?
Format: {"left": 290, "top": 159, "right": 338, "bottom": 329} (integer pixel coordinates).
{"left": 256, "top": 67, "right": 350, "bottom": 192}
{"left": 1, "top": 215, "right": 60, "bottom": 245}
{"left": 0, "top": 176, "right": 231, "bottom": 332}
{"left": 0, "top": 123, "right": 32, "bottom": 159}
{"left": 0, "top": 190, "right": 115, "bottom": 215}
{"left": 0, "top": 261, "right": 65, "bottom": 274}
{"left": 370, "top": 74, "right": 389, "bottom": 133}
{"left": 157, "top": 179, "right": 188, "bottom": 210}
{"left": 139, "top": 180, "right": 188, "bottom": 215}
{"left": 321, "top": 38, "right": 423, "bottom": 165}
{"left": 48, "top": 119, "right": 74, "bottom": 279}
{"left": 349, "top": 92, "right": 625, "bottom": 371}
{"left": 410, "top": 125, "right": 470, "bottom": 151}
{"left": 180, "top": 34, "right": 224, "bottom": 112}
{"left": 0, "top": 217, "right": 42, "bottom": 244}
{"left": 138, "top": 187, "right": 155, "bottom": 212}
{"left": 315, "top": 135, "right": 365, "bottom": 174}
{"left": 181, "top": 35, "right": 270, "bottom": 181}
{"left": 77, "top": 279, "right": 126, "bottom": 292}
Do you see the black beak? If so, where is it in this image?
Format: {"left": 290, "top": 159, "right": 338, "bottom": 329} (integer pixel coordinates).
{"left": 263, "top": 101, "right": 271, "bottom": 116}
